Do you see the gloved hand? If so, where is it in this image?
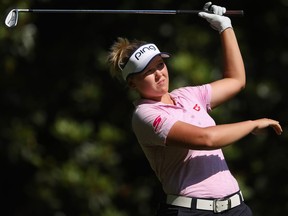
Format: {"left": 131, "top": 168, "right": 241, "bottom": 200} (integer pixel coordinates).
{"left": 198, "top": 2, "right": 232, "bottom": 33}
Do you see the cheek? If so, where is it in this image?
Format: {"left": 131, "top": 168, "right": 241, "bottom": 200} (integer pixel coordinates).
{"left": 138, "top": 80, "right": 151, "bottom": 90}
{"left": 135, "top": 78, "right": 154, "bottom": 92}
{"left": 163, "top": 66, "right": 169, "bottom": 76}
{"left": 128, "top": 77, "right": 145, "bottom": 90}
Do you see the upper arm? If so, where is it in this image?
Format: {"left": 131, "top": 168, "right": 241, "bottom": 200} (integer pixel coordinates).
{"left": 209, "top": 78, "right": 245, "bottom": 108}
{"left": 166, "top": 120, "right": 213, "bottom": 150}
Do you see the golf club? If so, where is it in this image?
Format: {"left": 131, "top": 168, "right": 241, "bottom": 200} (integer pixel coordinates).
{"left": 5, "top": 8, "right": 244, "bottom": 28}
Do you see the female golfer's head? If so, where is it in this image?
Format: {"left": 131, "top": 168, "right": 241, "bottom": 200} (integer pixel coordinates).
{"left": 107, "top": 37, "right": 170, "bottom": 82}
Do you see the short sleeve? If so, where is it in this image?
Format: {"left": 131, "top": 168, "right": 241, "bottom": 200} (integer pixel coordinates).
{"left": 132, "top": 106, "right": 177, "bottom": 147}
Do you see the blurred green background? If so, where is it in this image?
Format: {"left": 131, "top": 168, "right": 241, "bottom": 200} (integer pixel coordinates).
{"left": 0, "top": 0, "right": 287, "bottom": 215}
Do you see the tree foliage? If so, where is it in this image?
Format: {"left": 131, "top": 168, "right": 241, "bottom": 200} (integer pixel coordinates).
{"left": 1, "top": 0, "right": 288, "bottom": 215}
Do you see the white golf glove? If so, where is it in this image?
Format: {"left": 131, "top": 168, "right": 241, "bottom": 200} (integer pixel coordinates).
{"left": 198, "top": 2, "right": 232, "bottom": 33}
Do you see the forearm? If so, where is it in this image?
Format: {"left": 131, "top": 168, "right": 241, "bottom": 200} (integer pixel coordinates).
{"left": 209, "top": 28, "right": 246, "bottom": 108}
{"left": 204, "top": 120, "right": 255, "bottom": 149}
{"left": 205, "top": 118, "right": 282, "bottom": 148}
{"left": 166, "top": 119, "right": 282, "bottom": 150}
{"left": 198, "top": 3, "right": 245, "bottom": 85}
{"left": 166, "top": 120, "right": 255, "bottom": 150}
{"left": 221, "top": 28, "right": 245, "bottom": 85}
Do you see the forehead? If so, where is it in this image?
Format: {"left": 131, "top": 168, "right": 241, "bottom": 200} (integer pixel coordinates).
{"left": 147, "top": 55, "right": 163, "bottom": 66}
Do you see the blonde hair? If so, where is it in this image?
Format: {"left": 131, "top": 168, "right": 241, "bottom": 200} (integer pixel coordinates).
{"left": 107, "top": 37, "right": 147, "bottom": 81}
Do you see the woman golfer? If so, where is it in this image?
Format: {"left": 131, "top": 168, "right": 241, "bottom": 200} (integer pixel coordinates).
{"left": 107, "top": 2, "right": 282, "bottom": 216}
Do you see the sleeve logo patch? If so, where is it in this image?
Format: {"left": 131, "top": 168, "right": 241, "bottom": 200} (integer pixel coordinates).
{"left": 153, "top": 115, "right": 162, "bottom": 132}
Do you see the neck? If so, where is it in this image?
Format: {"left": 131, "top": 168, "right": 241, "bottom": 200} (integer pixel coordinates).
{"left": 142, "top": 93, "right": 174, "bottom": 105}
{"left": 162, "top": 93, "right": 175, "bottom": 105}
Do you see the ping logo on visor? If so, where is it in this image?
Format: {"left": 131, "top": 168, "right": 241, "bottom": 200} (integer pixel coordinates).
{"left": 122, "top": 43, "right": 170, "bottom": 80}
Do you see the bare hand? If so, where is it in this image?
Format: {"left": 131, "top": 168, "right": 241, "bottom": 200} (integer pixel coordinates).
{"left": 252, "top": 118, "right": 283, "bottom": 135}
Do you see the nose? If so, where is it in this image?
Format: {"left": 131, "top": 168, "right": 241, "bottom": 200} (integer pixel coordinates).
{"left": 154, "top": 70, "right": 162, "bottom": 79}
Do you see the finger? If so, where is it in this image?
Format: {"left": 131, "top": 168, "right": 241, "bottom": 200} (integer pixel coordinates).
{"left": 211, "top": 5, "right": 219, "bottom": 14}
{"left": 271, "top": 123, "right": 283, "bottom": 135}
{"left": 204, "top": 2, "right": 212, "bottom": 11}
{"left": 198, "top": 12, "right": 214, "bottom": 19}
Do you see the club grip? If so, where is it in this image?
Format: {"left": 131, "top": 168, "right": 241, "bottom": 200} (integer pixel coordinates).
{"left": 177, "top": 10, "right": 244, "bottom": 16}
{"left": 225, "top": 10, "right": 244, "bottom": 16}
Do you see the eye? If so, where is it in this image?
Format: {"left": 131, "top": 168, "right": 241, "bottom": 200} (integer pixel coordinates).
{"left": 157, "top": 62, "right": 164, "bottom": 70}
{"left": 144, "top": 69, "right": 154, "bottom": 76}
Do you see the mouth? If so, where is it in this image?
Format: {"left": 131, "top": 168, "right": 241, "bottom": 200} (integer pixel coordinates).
{"left": 157, "top": 78, "right": 165, "bottom": 85}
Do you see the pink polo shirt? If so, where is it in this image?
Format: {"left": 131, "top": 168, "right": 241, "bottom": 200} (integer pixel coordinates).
{"left": 132, "top": 84, "right": 239, "bottom": 198}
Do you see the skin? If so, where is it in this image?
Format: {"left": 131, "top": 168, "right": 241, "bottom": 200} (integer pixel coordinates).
{"left": 128, "top": 28, "right": 283, "bottom": 150}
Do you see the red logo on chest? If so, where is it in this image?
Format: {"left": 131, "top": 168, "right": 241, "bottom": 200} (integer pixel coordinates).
{"left": 193, "top": 104, "right": 201, "bottom": 111}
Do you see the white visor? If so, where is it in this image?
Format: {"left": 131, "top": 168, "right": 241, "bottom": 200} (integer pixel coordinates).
{"left": 121, "top": 43, "right": 170, "bottom": 80}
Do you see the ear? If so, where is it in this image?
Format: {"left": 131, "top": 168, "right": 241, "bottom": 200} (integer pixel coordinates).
{"left": 127, "top": 78, "right": 137, "bottom": 89}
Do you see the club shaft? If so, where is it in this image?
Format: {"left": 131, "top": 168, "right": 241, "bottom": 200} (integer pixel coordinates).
{"left": 17, "top": 9, "right": 244, "bottom": 16}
